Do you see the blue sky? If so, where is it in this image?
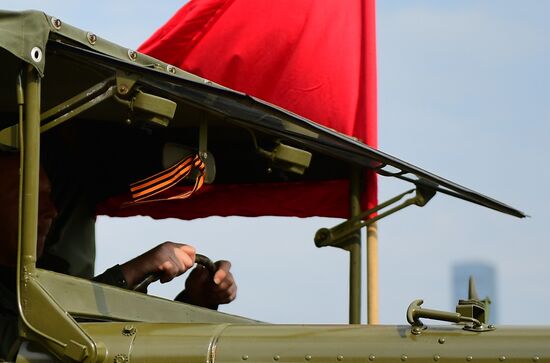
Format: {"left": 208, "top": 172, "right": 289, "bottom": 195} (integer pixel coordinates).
{"left": 3, "top": 1, "right": 549, "bottom": 324}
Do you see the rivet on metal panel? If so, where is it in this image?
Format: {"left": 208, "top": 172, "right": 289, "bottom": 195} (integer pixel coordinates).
{"left": 114, "top": 354, "right": 129, "bottom": 363}
{"left": 401, "top": 355, "right": 408, "bottom": 361}
{"left": 368, "top": 355, "right": 375, "bottom": 361}
{"left": 532, "top": 357, "right": 540, "bottom": 362}
{"left": 128, "top": 49, "right": 138, "bottom": 61}
{"left": 86, "top": 32, "right": 97, "bottom": 45}
{"left": 204, "top": 80, "right": 213, "bottom": 85}
{"left": 167, "top": 65, "right": 177, "bottom": 74}
{"left": 433, "top": 355, "right": 441, "bottom": 361}
{"left": 273, "top": 355, "right": 280, "bottom": 361}
{"left": 438, "top": 338, "right": 446, "bottom": 344}
{"left": 242, "top": 355, "right": 249, "bottom": 361}
{"left": 122, "top": 325, "right": 136, "bottom": 336}
{"left": 51, "top": 17, "right": 62, "bottom": 30}
{"left": 30, "top": 47, "right": 43, "bottom": 63}
{"left": 499, "top": 357, "right": 506, "bottom": 362}
{"left": 118, "top": 85, "right": 128, "bottom": 95}
{"left": 305, "top": 355, "right": 312, "bottom": 361}
{"left": 337, "top": 355, "right": 345, "bottom": 362}
{"left": 466, "top": 356, "right": 473, "bottom": 361}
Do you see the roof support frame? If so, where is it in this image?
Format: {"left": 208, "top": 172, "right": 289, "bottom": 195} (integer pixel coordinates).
{"left": 39, "top": 76, "right": 118, "bottom": 133}
{"left": 17, "top": 63, "right": 101, "bottom": 363}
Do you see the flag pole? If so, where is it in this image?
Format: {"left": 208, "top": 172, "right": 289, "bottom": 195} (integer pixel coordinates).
{"left": 349, "top": 166, "right": 362, "bottom": 324}
{"left": 367, "top": 222, "right": 379, "bottom": 324}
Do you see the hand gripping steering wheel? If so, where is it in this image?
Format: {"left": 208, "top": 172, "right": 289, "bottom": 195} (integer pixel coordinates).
{"left": 132, "top": 253, "right": 216, "bottom": 293}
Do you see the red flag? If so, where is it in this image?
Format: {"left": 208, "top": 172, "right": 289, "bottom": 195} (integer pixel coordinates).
{"left": 121, "top": 0, "right": 378, "bottom": 219}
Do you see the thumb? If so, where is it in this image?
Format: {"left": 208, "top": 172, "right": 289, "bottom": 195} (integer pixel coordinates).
{"left": 213, "top": 260, "right": 231, "bottom": 285}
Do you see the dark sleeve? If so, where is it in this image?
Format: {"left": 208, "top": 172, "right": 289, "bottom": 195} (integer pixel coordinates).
{"left": 0, "top": 314, "right": 18, "bottom": 360}
{"left": 0, "top": 279, "right": 18, "bottom": 360}
{"left": 92, "top": 264, "right": 128, "bottom": 289}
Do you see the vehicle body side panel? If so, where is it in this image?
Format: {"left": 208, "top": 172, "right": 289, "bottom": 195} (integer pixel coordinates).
{"left": 80, "top": 323, "right": 550, "bottom": 363}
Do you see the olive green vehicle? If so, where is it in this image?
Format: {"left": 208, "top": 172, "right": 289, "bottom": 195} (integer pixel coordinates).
{"left": 0, "top": 9, "right": 548, "bottom": 363}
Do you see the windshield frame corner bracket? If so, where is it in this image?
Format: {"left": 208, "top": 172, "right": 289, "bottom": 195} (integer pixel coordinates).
{"left": 314, "top": 184, "right": 438, "bottom": 250}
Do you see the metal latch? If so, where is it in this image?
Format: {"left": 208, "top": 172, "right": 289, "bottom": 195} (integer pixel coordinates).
{"left": 406, "top": 299, "right": 495, "bottom": 335}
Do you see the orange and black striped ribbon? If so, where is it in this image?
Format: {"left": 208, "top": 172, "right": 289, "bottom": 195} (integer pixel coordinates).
{"left": 128, "top": 154, "right": 205, "bottom": 204}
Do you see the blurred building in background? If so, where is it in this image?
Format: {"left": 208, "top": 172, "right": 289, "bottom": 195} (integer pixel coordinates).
{"left": 452, "top": 262, "right": 497, "bottom": 324}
